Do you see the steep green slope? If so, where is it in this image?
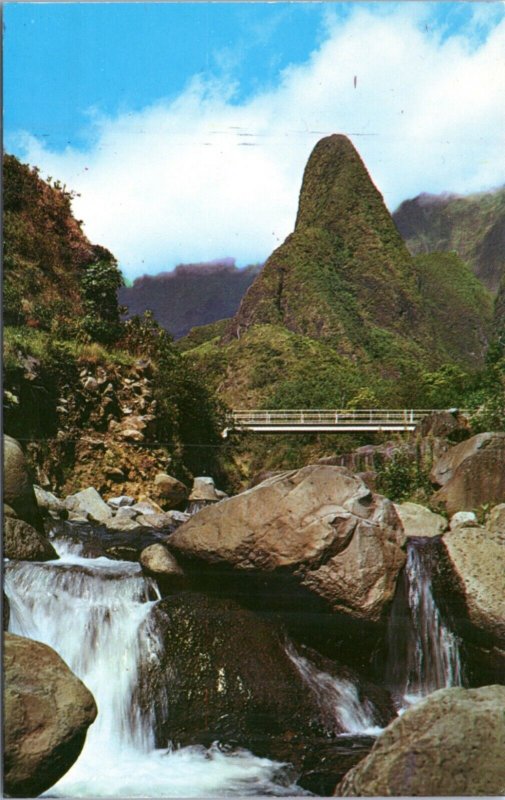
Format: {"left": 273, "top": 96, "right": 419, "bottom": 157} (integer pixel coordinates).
{"left": 227, "top": 135, "right": 424, "bottom": 358}
{"left": 393, "top": 188, "right": 505, "bottom": 293}
{"left": 3, "top": 154, "right": 116, "bottom": 332}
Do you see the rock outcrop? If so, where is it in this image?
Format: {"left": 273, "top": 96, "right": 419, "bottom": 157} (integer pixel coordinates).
{"left": 4, "top": 632, "right": 97, "bottom": 797}
{"left": 432, "top": 432, "right": 505, "bottom": 514}
{"left": 170, "top": 465, "right": 406, "bottom": 623}
{"left": 442, "top": 524, "right": 505, "bottom": 644}
{"left": 337, "top": 685, "right": 505, "bottom": 796}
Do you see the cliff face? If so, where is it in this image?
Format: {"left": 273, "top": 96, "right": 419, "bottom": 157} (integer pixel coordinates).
{"left": 393, "top": 188, "right": 505, "bottom": 293}
{"left": 227, "top": 135, "right": 423, "bottom": 356}
{"left": 119, "top": 260, "right": 262, "bottom": 339}
{"left": 3, "top": 154, "right": 113, "bottom": 331}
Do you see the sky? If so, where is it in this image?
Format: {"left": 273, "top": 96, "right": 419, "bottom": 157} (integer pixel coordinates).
{"left": 4, "top": 1, "right": 505, "bottom": 281}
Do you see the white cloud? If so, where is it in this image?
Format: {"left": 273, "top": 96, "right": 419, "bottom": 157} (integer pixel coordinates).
{"left": 14, "top": 4, "right": 505, "bottom": 280}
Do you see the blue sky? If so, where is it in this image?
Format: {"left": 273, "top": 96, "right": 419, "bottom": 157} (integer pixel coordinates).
{"left": 4, "top": 2, "right": 505, "bottom": 279}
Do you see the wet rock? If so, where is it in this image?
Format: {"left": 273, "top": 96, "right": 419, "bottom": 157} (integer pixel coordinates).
{"left": 442, "top": 524, "right": 505, "bottom": 643}
{"left": 153, "top": 473, "right": 188, "bottom": 507}
{"left": 4, "top": 518, "right": 58, "bottom": 561}
{"left": 107, "top": 495, "right": 135, "bottom": 509}
{"left": 394, "top": 501, "right": 447, "bottom": 538}
{"left": 141, "top": 593, "right": 328, "bottom": 769}
{"left": 34, "top": 486, "right": 68, "bottom": 519}
{"left": 4, "top": 632, "right": 97, "bottom": 797}
{"left": 171, "top": 466, "right": 406, "bottom": 623}
{"left": 4, "top": 435, "right": 45, "bottom": 532}
{"left": 64, "top": 487, "right": 113, "bottom": 523}
{"left": 337, "top": 685, "right": 505, "bottom": 796}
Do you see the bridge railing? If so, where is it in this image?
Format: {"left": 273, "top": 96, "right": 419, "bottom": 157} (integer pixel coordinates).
{"left": 229, "top": 409, "right": 438, "bottom": 426}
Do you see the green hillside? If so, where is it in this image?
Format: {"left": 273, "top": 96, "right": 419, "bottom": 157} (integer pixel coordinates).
{"left": 393, "top": 187, "right": 505, "bottom": 293}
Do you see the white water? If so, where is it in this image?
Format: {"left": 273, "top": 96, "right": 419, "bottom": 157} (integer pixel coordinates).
{"left": 286, "top": 646, "right": 382, "bottom": 736}
{"left": 4, "top": 539, "right": 304, "bottom": 797}
{"left": 386, "top": 538, "right": 463, "bottom": 708}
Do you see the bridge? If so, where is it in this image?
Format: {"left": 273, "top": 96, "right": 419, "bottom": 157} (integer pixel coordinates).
{"left": 224, "top": 409, "right": 445, "bottom": 436}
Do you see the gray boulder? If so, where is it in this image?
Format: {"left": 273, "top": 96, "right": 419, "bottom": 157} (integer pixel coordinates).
{"left": 337, "top": 685, "right": 505, "bottom": 796}
{"left": 171, "top": 466, "right": 406, "bottom": 623}
{"left": 394, "top": 501, "right": 447, "bottom": 538}
{"left": 4, "top": 632, "right": 97, "bottom": 797}
{"left": 64, "top": 487, "right": 112, "bottom": 523}
{"left": 34, "top": 486, "right": 68, "bottom": 519}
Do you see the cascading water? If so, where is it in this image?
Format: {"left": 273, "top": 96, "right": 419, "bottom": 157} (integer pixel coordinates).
{"left": 385, "top": 537, "right": 463, "bottom": 707}
{"left": 4, "top": 534, "right": 304, "bottom": 797}
{"left": 285, "top": 645, "right": 382, "bottom": 736}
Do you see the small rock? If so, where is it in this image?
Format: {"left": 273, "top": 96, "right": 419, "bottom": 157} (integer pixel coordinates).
{"left": 140, "top": 544, "right": 184, "bottom": 577}
{"left": 104, "top": 517, "right": 143, "bottom": 533}
{"left": 136, "top": 512, "right": 177, "bottom": 530}
{"left": 34, "top": 485, "right": 68, "bottom": 519}
{"left": 189, "top": 476, "right": 221, "bottom": 502}
{"left": 65, "top": 487, "right": 112, "bottom": 523}
{"left": 119, "top": 428, "right": 145, "bottom": 442}
{"left": 83, "top": 376, "right": 99, "bottom": 391}
{"left": 153, "top": 473, "right": 188, "bottom": 506}
{"left": 4, "top": 504, "right": 18, "bottom": 519}
{"left": 450, "top": 511, "right": 478, "bottom": 529}
{"left": 131, "top": 500, "right": 164, "bottom": 516}
{"left": 115, "top": 506, "right": 138, "bottom": 520}
{"left": 68, "top": 511, "right": 90, "bottom": 522}
{"left": 107, "top": 495, "right": 135, "bottom": 509}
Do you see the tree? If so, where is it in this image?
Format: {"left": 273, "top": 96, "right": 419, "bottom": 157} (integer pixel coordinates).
{"left": 80, "top": 258, "right": 124, "bottom": 344}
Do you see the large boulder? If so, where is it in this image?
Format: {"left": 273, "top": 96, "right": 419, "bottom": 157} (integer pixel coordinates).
{"left": 394, "top": 501, "right": 447, "bottom": 538}
{"left": 4, "top": 632, "right": 97, "bottom": 797}
{"left": 488, "top": 503, "right": 505, "bottom": 533}
{"left": 4, "top": 436, "right": 44, "bottom": 532}
{"left": 430, "top": 431, "right": 501, "bottom": 487}
{"left": 3, "top": 518, "right": 58, "bottom": 561}
{"left": 431, "top": 433, "right": 505, "bottom": 515}
{"left": 139, "top": 593, "right": 385, "bottom": 791}
{"left": 442, "top": 524, "right": 505, "bottom": 644}
{"left": 64, "top": 487, "right": 113, "bottom": 523}
{"left": 337, "top": 685, "right": 505, "bottom": 796}
{"left": 170, "top": 466, "right": 406, "bottom": 623}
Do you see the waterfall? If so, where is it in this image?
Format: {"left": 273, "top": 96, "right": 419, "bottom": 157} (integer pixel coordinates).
{"left": 4, "top": 535, "right": 304, "bottom": 797}
{"left": 385, "top": 537, "right": 463, "bottom": 706}
{"left": 286, "top": 645, "right": 382, "bottom": 736}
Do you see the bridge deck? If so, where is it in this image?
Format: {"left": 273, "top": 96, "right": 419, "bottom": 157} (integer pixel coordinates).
{"left": 225, "top": 409, "right": 444, "bottom": 436}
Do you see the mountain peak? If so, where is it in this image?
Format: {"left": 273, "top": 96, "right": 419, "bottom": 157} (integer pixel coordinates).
{"left": 226, "top": 134, "right": 419, "bottom": 351}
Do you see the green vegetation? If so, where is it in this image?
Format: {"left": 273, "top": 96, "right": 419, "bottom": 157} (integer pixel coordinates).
{"left": 394, "top": 187, "right": 505, "bottom": 292}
